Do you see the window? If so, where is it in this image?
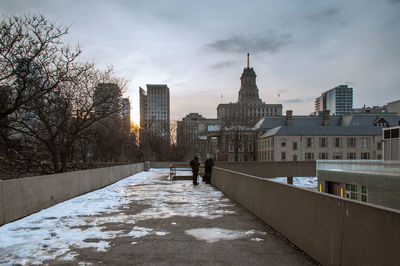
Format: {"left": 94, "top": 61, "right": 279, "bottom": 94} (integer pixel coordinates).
{"left": 293, "top": 154, "right": 298, "bottom": 161}
{"left": 306, "top": 138, "right": 313, "bottom": 148}
{"left": 239, "top": 143, "right": 244, "bottom": 152}
{"left": 345, "top": 184, "right": 367, "bottom": 202}
{"left": 293, "top": 142, "right": 297, "bottom": 150}
{"left": 335, "top": 138, "right": 342, "bottom": 148}
{"left": 281, "top": 152, "right": 286, "bottom": 160}
{"left": 347, "top": 137, "right": 356, "bottom": 148}
{"left": 319, "top": 153, "right": 328, "bottom": 159}
{"left": 305, "top": 152, "right": 314, "bottom": 160}
{"left": 248, "top": 142, "right": 254, "bottom": 152}
{"left": 361, "top": 152, "right": 370, "bottom": 159}
{"left": 229, "top": 155, "right": 234, "bottom": 162}
{"left": 228, "top": 143, "right": 234, "bottom": 152}
{"left": 333, "top": 152, "right": 342, "bottom": 159}
{"left": 248, "top": 135, "right": 253, "bottom": 141}
{"left": 281, "top": 139, "right": 286, "bottom": 147}
{"left": 319, "top": 137, "right": 328, "bottom": 148}
{"left": 377, "top": 142, "right": 382, "bottom": 150}
{"left": 347, "top": 152, "right": 356, "bottom": 159}
{"left": 361, "top": 138, "right": 370, "bottom": 148}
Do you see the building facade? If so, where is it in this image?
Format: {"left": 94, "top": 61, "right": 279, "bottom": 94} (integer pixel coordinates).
{"left": 386, "top": 100, "right": 400, "bottom": 115}
{"left": 139, "top": 84, "right": 170, "bottom": 141}
{"left": 317, "top": 160, "right": 400, "bottom": 210}
{"left": 383, "top": 126, "right": 400, "bottom": 160}
{"left": 177, "top": 113, "right": 219, "bottom": 159}
{"left": 94, "top": 83, "right": 121, "bottom": 116}
{"left": 314, "top": 85, "right": 353, "bottom": 116}
{"left": 256, "top": 111, "right": 399, "bottom": 162}
{"left": 217, "top": 54, "right": 282, "bottom": 126}
{"left": 207, "top": 125, "right": 256, "bottom": 162}
{"left": 121, "top": 98, "right": 131, "bottom": 136}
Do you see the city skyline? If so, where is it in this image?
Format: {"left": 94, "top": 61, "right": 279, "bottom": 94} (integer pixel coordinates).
{"left": 1, "top": 0, "right": 399, "bottom": 124}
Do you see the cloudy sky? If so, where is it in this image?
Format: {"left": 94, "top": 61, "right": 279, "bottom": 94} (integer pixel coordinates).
{"left": 1, "top": 0, "right": 400, "bottom": 124}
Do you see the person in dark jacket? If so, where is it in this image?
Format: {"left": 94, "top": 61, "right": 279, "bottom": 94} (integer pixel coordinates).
{"left": 204, "top": 155, "right": 214, "bottom": 184}
{"left": 190, "top": 154, "right": 200, "bottom": 185}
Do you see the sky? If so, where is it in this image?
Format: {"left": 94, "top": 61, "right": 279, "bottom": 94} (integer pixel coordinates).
{"left": 1, "top": 0, "right": 400, "bottom": 124}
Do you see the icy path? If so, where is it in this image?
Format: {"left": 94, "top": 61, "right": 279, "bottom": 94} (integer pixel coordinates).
{"left": 0, "top": 169, "right": 315, "bottom": 265}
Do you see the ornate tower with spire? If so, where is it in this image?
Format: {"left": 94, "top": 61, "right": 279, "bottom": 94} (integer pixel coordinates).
{"left": 217, "top": 53, "right": 283, "bottom": 126}
{"left": 238, "top": 53, "right": 261, "bottom": 103}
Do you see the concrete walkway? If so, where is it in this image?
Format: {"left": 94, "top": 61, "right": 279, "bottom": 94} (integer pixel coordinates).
{"left": 0, "top": 169, "right": 317, "bottom": 265}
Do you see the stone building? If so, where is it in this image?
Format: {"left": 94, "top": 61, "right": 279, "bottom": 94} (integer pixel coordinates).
{"left": 177, "top": 113, "right": 219, "bottom": 159}
{"left": 217, "top": 54, "right": 282, "bottom": 127}
{"left": 386, "top": 100, "right": 400, "bottom": 115}
{"left": 207, "top": 125, "right": 256, "bottom": 162}
{"left": 255, "top": 111, "right": 399, "bottom": 161}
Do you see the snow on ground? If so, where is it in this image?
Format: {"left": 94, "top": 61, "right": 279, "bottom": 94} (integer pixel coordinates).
{"left": 270, "top": 177, "right": 318, "bottom": 190}
{"left": 0, "top": 168, "right": 316, "bottom": 265}
{"left": 185, "top": 228, "right": 267, "bottom": 243}
{"left": 0, "top": 169, "right": 234, "bottom": 265}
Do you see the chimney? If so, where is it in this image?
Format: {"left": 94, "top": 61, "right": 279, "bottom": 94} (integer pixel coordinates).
{"left": 323, "top": 110, "right": 330, "bottom": 126}
{"left": 286, "top": 110, "right": 293, "bottom": 126}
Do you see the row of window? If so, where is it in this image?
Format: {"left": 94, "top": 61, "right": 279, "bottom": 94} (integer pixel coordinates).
{"left": 345, "top": 184, "right": 368, "bottom": 202}
{"left": 258, "top": 151, "right": 377, "bottom": 161}
{"left": 228, "top": 155, "right": 254, "bottom": 162}
{"left": 260, "top": 137, "right": 381, "bottom": 150}
{"left": 279, "top": 137, "right": 379, "bottom": 149}
{"left": 284, "top": 152, "right": 372, "bottom": 160}
{"left": 228, "top": 142, "right": 254, "bottom": 152}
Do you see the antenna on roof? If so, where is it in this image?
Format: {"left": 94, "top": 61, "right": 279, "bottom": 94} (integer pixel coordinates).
{"left": 247, "top": 53, "right": 250, "bottom": 68}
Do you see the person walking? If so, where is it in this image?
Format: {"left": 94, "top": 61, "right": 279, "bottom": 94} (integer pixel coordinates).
{"left": 190, "top": 154, "right": 200, "bottom": 185}
{"left": 204, "top": 155, "right": 214, "bottom": 184}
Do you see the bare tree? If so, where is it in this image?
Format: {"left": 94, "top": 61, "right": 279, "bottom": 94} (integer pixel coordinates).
{"left": 219, "top": 109, "right": 255, "bottom": 162}
{"left": 7, "top": 64, "right": 127, "bottom": 173}
{"left": 0, "top": 15, "right": 81, "bottom": 119}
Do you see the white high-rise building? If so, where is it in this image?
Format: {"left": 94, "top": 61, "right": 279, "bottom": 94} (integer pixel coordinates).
{"left": 139, "top": 84, "right": 170, "bottom": 141}
{"left": 314, "top": 85, "right": 353, "bottom": 116}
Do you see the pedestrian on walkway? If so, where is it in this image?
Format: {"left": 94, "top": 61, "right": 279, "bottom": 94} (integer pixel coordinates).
{"left": 204, "top": 155, "right": 214, "bottom": 184}
{"left": 190, "top": 154, "right": 200, "bottom": 185}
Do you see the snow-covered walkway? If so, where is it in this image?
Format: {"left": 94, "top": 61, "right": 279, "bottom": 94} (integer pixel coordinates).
{"left": 0, "top": 169, "right": 315, "bottom": 265}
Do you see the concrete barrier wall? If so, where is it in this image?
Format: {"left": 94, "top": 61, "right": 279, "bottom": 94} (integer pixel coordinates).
{"left": 0, "top": 181, "right": 4, "bottom": 225}
{"left": 212, "top": 167, "right": 400, "bottom": 266}
{"left": 150, "top": 161, "right": 188, "bottom": 168}
{"left": 215, "top": 161, "right": 316, "bottom": 177}
{"left": 0, "top": 163, "right": 144, "bottom": 225}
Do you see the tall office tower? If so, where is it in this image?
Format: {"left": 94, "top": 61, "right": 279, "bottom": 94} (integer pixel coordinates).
{"left": 314, "top": 85, "right": 353, "bottom": 116}
{"left": 139, "top": 84, "right": 170, "bottom": 141}
{"left": 217, "top": 53, "right": 282, "bottom": 126}
{"left": 94, "top": 83, "right": 121, "bottom": 116}
{"left": 121, "top": 98, "right": 131, "bottom": 135}
{"left": 139, "top": 87, "right": 147, "bottom": 129}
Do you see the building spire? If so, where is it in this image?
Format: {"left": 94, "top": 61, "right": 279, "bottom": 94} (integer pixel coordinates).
{"left": 247, "top": 53, "right": 250, "bottom": 68}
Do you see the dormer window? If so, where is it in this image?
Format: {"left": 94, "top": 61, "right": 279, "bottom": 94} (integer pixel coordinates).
{"left": 374, "top": 117, "right": 389, "bottom": 127}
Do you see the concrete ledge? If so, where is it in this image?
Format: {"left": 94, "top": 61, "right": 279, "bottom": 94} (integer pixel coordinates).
{"left": 0, "top": 181, "right": 4, "bottom": 225}
{"left": 212, "top": 167, "right": 400, "bottom": 266}
{"left": 150, "top": 161, "right": 187, "bottom": 168}
{"left": 1, "top": 163, "right": 144, "bottom": 225}
{"left": 215, "top": 161, "right": 316, "bottom": 178}
{"left": 341, "top": 201, "right": 400, "bottom": 265}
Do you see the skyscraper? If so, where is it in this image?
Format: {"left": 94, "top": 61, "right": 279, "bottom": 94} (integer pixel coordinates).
{"left": 314, "top": 85, "right": 353, "bottom": 116}
{"left": 139, "top": 84, "right": 170, "bottom": 141}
